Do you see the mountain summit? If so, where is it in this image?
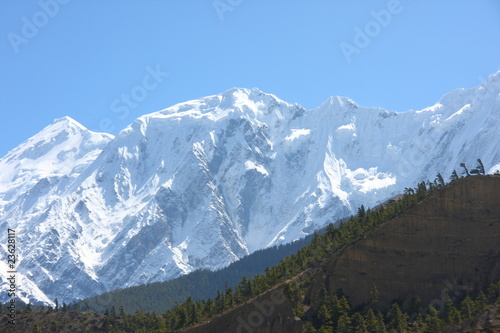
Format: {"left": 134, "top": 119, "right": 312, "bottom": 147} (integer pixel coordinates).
{"left": 1, "top": 73, "right": 499, "bottom": 305}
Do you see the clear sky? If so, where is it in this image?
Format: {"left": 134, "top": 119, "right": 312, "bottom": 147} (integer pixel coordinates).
{"left": 1, "top": 0, "right": 499, "bottom": 157}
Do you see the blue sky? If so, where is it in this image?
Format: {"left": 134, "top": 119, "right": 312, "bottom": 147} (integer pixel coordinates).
{"left": 1, "top": 0, "right": 499, "bottom": 157}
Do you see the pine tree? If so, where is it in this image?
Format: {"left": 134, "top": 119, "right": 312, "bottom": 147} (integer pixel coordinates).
{"left": 375, "top": 311, "right": 387, "bottom": 333}
{"left": 445, "top": 304, "right": 462, "bottom": 324}
{"left": 476, "top": 159, "right": 485, "bottom": 175}
{"left": 284, "top": 281, "right": 301, "bottom": 304}
{"left": 336, "top": 296, "right": 351, "bottom": 316}
{"left": 387, "top": 303, "right": 408, "bottom": 332}
{"left": 318, "top": 304, "right": 332, "bottom": 324}
{"left": 365, "top": 309, "right": 378, "bottom": 332}
{"left": 410, "top": 313, "right": 427, "bottom": 332}
{"left": 205, "top": 298, "right": 214, "bottom": 316}
{"left": 352, "top": 312, "right": 368, "bottom": 332}
{"left": 238, "top": 276, "right": 252, "bottom": 298}
{"left": 416, "top": 181, "right": 427, "bottom": 200}
{"left": 358, "top": 204, "right": 366, "bottom": 221}
{"left": 450, "top": 169, "right": 459, "bottom": 182}
{"left": 475, "top": 290, "right": 488, "bottom": 311}
{"left": 460, "top": 296, "right": 476, "bottom": 319}
{"left": 318, "top": 325, "right": 335, "bottom": 333}
{"left": 487, "top": 282, "right": 500, "bottom": 302}
{"left": 426, "top": 306, "right": 444, "bottom": 333}
{"left": 119, "top": 305, "right": 126, "bottom": 317}
{"left": 225, "top": 287, "right": 234, "bottom": 308}
{"left": 336, "top": 313, "right": 352, "bottom": 333}
{"left": 435, "top": 173, "right": 445, "bottom": 187}
{"left": 460, "top": 163, "right": 470, "bottom": 176}
{"left": 215, "top": 289, "right": 225, "bottom": 313}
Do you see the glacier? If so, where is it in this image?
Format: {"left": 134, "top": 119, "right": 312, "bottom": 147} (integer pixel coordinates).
{"left": 1, "top": 71, "right": 499, "bottom": 305}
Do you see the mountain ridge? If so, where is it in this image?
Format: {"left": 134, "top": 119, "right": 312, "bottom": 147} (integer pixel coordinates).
{"left": 1, "top": 71, "right": 499, "bottom": 306}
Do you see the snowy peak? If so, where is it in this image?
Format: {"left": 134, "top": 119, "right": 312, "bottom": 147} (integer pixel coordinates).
{"left": 218, "top": 87, "right": 290, "bottom": 108}
{"left": 146, "top": 87, "right": 293, "bottom": 123}
{"left": 1, "top": 116, "right": 111, "bottom": 163}
{"left": 319, "top": 96, "right": 359, "bottom": 111}
{"left": 52, "top": 115, "right": 87, "bottom": 130}
{"left": 0, "top": 116, "right": 113, "bottom": 201}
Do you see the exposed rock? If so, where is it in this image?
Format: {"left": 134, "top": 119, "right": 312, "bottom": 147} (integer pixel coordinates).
{"left": 314, "top": 175, "right": 500, "bottom": 309}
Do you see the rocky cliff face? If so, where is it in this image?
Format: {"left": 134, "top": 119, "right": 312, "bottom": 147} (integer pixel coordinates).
{"left": 315, "top": 175, "right": 500, "bottom": 309}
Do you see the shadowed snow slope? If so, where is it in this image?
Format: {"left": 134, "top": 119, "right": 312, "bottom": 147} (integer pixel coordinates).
{"left": 1, "top": 72, "right": 499, "bottom": 305}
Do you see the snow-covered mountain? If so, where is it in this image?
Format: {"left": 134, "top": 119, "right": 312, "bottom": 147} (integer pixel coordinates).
{"left": 1, "top": 72, "right": 499, "bottom": 305}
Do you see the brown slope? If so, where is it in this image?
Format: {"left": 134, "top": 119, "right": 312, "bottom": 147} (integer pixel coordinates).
{"left": 313, "top": 175, "right": 500, "bottom": 309}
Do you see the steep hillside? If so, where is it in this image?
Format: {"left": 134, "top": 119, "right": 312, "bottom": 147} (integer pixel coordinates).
{"left": 313, "top": 174, "right": 500, "bottom": 308}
